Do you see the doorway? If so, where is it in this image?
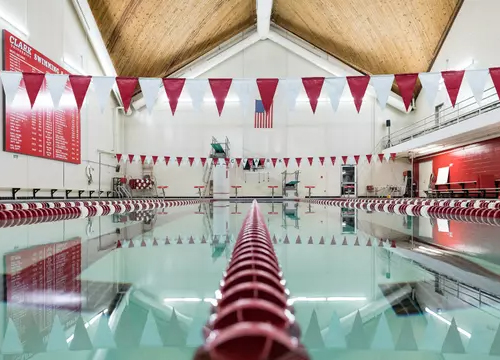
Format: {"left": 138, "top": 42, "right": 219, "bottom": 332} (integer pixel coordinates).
{"left": 341, "top": 165, "right": 357, "bottom": 197}
{"left": 418, "top": 161, "right": 433, "bottom": 197}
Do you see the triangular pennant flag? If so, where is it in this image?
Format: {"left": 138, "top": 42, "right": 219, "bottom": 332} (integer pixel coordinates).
{"left": 283, "top": 158, "right": 290, "bottom": 168}
{"left": 176, "top": 157, "right": 183, "bottom": 166}
{"left": 140, "top": 239, "right": 147, "bottom": 247}
{"left": 441, "top": 318, "right": 465, "bottom": 353}
{"left": 348, "top": 311, "right": 368, "bottom": 349}
{"left": 366, "top": 238, "right": 372, "bottom": 246}
{"left": 296, "top": 236, "right": 301, "bottom": 244}
{"left": 395, "top": 319, "right": 418, "bottom": 351}
{"left": 366, "top": 154, "right": 372, "bottom": 163}
{"left": 189, "top": 236, "right": 195, "bottom": 244}
{"left": 284, "top": 235, "right": 290, "bottom": 244}
{"left": 140, "top": 155, "right": 147, "bottom": 164}
{"left": 271, "top": 158, "right": 277, "bottom": 167}
{"left": 69, "top": 316, "right": 93, "bottom": 350}
{"left": 140, "top": 312, "right": 163, "bottom": 346}
{"left": 235, "top": 158, "right": 242, "bottom": 167}
{"left": 330, "top": 156, "right": 336, "bottom": 166}
{"left": 354, "top": 237, "right": 360, "bottom": 246}
{"left": 2, "top": 318, "right": 23, "bottom": 353}
{"left": 186, "top": 79, "right": 208, "bottom": 111}
{"left": 0, "top": 71, "right": 22, "bottom": 105}
{"left": 324, "top": 77, "right": 346, "bottom": 112}
{"left": 378, "top": 154, "right": 384, "bottom": 163}
{"left": 116, "top": 77, "right": 138, "bottom": 113}
{"left": 347, "top": 75, "right": 370, "bottom": 113}
{"left": 116, "top": 154, "right": 123, "bottom": 163}
{"left": 165, "top": 236, "right": 170, "bottom": 245}
{"left": 259, "top": 158, "right": 266, "bottom": 167}
{"left": 163, "top": 78, "right": 186, "bottom": 115}
{"left": 128, "top": 154, "right": 135, "bottom": 163}
{"left": 233, "top": 79, "right": 252, "bottom": 114}
{"left": 128, "top": 240, "right": 134, "bottom": 248}
{"left": 418, "top": 72, "right": 441, "bottom": 107}
{"left": 390, "top": 153, "right": 396, "bottom": 161}
{"left": 242, "top": 158, "right": 248, "bottom": 168}
{"left": 92, "top": 76, "right": 115, "bottom": 113}
{"left": 441, "top": 70, "right": 465, "bottom": 107}
{"left": 225, "top": 158, "right": 231, "bottom": 167}
{"left": 209, "top": 78, "right": 232, "bottom": 115}
{"left": 370, "top": 74, "right": 394, "bottom": 109}
{"left": 139, "top": 77, "right": 161, "bottom": 114}
{"left": 256, "top": 78, "right": 279, "bottom": 112}
{"left": 69, "top": 75, "right": 92, "bottom": 111}
{"left": 153, "top": 238, "right": 159, "bottom": 246}
{"left": 331, "top": 235, "right": 336, "bottom": 245}
{"left": 200, "top": 157, "right": 207, "bottom": 167}
{"left": 303, "top": 310, "right": 325, "bottom": 349}
{"left": 46, "top": 74, "right": 69, "bottom": 108}
{"left": 394, "top": 73, "right": 418, "bottom": 111}
{"left": 177, "top": 236, "right": 182, "bottom": 244}
{"left": 93, "top": 314, "right": 116, "bottom": 349}
{"left": 201, "top": 235, "right": 207, "bottom": 244}
{"left": 116, "top": 240, "right": 122, "bottom": 248}
{"left": 341, "top": 156, "right": 348, "bottom": 165}
{"left": 342, "top": 237, "right": 348, "bottom": 245}
{"left": 47, "top": 315, "right": 68, "bottom": 351}
{"left": 302, "top": 77, "right": 325, "bottom": 113}
{"left": 318, "top": 157, "right": 325, "bottom": 165}
{"left": 152, "top": 155, "right": 158, "bottom": 165}
{"left": 319, "top": 236, "right": 325, "bottom": 244}
{"left": 490, "top": 67, "right": 500, "bottom": 100}
{"left": 466, "top": 69, "right": 489, "bottom": 105}
{"left": 188, "top": 157, "right": 195, "bottom": 166}
{"left": 164, "top": 156, "right": 170, "bottom": 166}
{"left": 295, "top": 157, "right": 302, "bottom": 167}
{"left": 247, "top": 158, "right": 253, "bottom": 168}
{"left": 307, "top": 157, "right": 314, "bottom": 166}
{"left": 23, "top": 73, "right": 45, "bottom": 108}
{"left": 308, "top": 236, "right": 313, "bottom": 244}
{"left": 284, "top": 78, "right": 302, "bottom": 110}
{"left": 353, "top": 155, "right": 360, "bottom": 165}
{"left": 272, "top": 235, "right": 277, "bottom": 244}
{"left": 371, "top": 313, "right": 394, "bottom": 349}
{"left": 324, "top": 312, "right": 346, "bottom": 348}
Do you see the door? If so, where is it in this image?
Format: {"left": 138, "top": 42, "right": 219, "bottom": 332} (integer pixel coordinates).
{"left": 418, "top": 161, "right": 433, "bottom": 197}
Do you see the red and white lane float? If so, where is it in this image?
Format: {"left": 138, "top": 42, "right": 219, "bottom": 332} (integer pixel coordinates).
{"left": 195, "top": 200, "right": 309, "bottom": 360}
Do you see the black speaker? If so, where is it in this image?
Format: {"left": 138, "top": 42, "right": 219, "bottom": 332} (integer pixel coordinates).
{"left": 386, "top": 119, "right": 391, "bottom": 127}
{"left": 115, "top": 164, "right": 121, "bottom": 172}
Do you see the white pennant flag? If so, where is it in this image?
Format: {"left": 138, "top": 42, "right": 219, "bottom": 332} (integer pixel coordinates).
{"left": 233, "top": 79, "right": 253, "bottom": 114}
{"left": 242, "top": 158, "right": 248, "bottom": 168}
{"left": 370, "top": 74, "right": 394, "bottom": 109}
{"left": 92, "top": 76, "right": 116, "bottom": 113}
{"left": 230, "top": 158, "right": 236, "bottom": 168}
{"left": 418, "top": 72, "right": 441, "bottom": 108}
{"left": 186, "top": 79, "right": 208, "bottom": 111}
{"left": 324, "top": 77, "right": 346, "bottom": 112}
{"left": 466, "top": 69, "right": 489, "bottom": 106}
{"left": 46, "top": 74, "right": 68, "bottom": 108}
{"left": 0, "top": 71, "right": 22, "bottom": 106}
{"left": 284, "top": 78, "right": 302, "bottom": 111}
{"left": 139, "top": 77, "right": 161, "bottom": 114}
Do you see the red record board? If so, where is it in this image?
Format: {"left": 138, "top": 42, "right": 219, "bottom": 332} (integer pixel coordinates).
{"left": 2, "top": 30, "right": 81, "bottom": 164}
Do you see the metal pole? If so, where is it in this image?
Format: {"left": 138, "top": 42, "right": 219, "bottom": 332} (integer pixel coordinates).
{"left": 411, "top": 152, "right": 414, "bottom": 198}
{"left": 98, "top": 152, "right": 102, "bottom": 198}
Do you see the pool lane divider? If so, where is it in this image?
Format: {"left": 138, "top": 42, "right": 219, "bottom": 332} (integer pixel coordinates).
{"left": 194, "top": 200, "right": 310, "bottom": 360}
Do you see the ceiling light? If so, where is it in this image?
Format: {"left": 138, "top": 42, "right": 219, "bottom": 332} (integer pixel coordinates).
{"left": 425, "top": 307, "right": 471, "bottom": 338}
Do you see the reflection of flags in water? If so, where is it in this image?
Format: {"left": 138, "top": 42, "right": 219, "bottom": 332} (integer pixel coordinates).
{"left": 254, "top": 100, "right": 273, "bottom": 128}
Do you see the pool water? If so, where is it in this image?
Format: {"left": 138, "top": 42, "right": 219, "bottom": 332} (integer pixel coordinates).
{"left": 1, "top": 200, "right": 500, "bottom": 360}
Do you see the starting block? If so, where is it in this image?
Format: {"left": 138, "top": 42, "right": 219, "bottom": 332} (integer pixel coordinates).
{"left": 268, "top": 185, "right": 278, "bottom": 199}
{"left": 157, "top": 185, "right": 168, "bottom": 198}
{"left": 231, "top": 185, "right": 242, "bottom": 199}
{"left": 304, "top": 185, "right": 315, "bottom": 198}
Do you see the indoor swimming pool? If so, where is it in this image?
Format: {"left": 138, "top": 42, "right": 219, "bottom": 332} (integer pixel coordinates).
{"left": 0, "top": 199, "right": 500, "bottom": 360}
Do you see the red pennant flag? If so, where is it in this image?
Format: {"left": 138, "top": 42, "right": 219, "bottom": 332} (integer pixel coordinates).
{"left": 378, "top": 154, "right": 384, "bottom": 163}
{"left": 390, "top": 153, "right": 396, "bottom": 161}
{"left": 116, "top": 154, "right": 122, "bottom": 163}
{"left": 209, "top": 79, "right": 232, "bottom": 116}
{"left": 116, "top": 240, "right": 122, "bottom": 248}
{"left": 69, "top": 75, "right": 92, "bottom": 111}
{"left": 140, "top": 155, "right": 147, "bottom": 164}
{"left": 354, "top": 155, "right": 360, "bottom": 165}
{"left": 200, "top": 157, "right": 207, "bottom": 167}
{"left": 128, "top": 240, "right": 135, "bottom": 248}
{"left": 128, "top": 154, "right": 135, "bottom": 163}
{"left": 176, "top": 157, "right": 183, "bottom": 166}
{"left": 116, "top": 77, "right": 138, "bottom": 113}
{"left": 296, "top": 235, "right": 301, "bottom": 244}
{"left": 284, "top": 235, "right": 290, "bottom": 244}
{"left": 347, "top": 75, "right": 370, "bottom": 113}
{"left": 330, "top": 156, "right": 336, "bottom": 166}
{"left": 394, "top": 73, "right": 418, "bottom": 111}
{"left": 271, "top": 158, "right": 277, "bottom": 167}
{"left": 152, "top": 155, "right": 158, "bottom": 165}
{"left": 213, "top": 157, "right": 218, "bottom": 165}
{"left": 341, "top": 156, "right": 348, "bottom": 165}
{"left": 225, "top": 158, "right": 230, "bottom": 167}
{"left": 366, "top": 238, "right": 372, "bottom": 246}
{"left": 319, "top": 157, "right": 325, "bottom": 166}
{"left": 441, "top": 70, "right": 465, "bottom": 107}
{"left": 236, "top": 158, "right": 242, "bottom": 167}
{"left": 256, "top": 78, "right": 279, "bottom": 112}
{"left": 23, "top": 73, "right": 45, "bottom": 108}
{"left": 366, "top": 154, "right": 372, "bottom": 163}
{"left": 164, "top": 156, "right": 170, "bottom": 166}
{"left": 247, "top": 158, "right": 253, "bottom": 167}
{"left": 302, "top": 77, "right": 325, "bottom": 113}
{"left": 163, "top": 78, "right": 186, "bottom": 115}
{"left": 489, "top": 68, "right": 500, "bottom": 98}
{"left": 141, "top": 240, "right": 147, "bottom": 247}
{"left": 188, "top": 157, "right": 195, "bottom": 166}
{"left": 283, "top": 158, "right": 290, "bottom": 167}
{"left": 201, "top": 235, "right": 207, "bottom": 244}
{"left": 307, "top": 157, "right": 314, "bottom": 166}
{"left": 296, "top": 157, "right": 302, "bottom": 167}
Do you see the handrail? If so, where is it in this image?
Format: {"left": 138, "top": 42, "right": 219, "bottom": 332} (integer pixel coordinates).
{"left": 381, "top": 86, "right": 500, "bottom": 149}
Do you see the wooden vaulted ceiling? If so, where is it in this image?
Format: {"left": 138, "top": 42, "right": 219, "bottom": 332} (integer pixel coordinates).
{"left": 88, "top": 0, "right": 463, "bottom": 84}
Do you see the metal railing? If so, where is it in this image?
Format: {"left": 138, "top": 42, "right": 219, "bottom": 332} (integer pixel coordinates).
{"left": 380, "top": 86, "right": 500, "bottom": 149}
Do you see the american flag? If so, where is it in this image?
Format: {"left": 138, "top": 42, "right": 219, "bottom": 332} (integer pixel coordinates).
{"left": 254, "top": 100, "right": 273, "bottom": 128}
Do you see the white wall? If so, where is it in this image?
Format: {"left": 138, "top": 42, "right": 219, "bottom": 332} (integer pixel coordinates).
{"left": 125, "top": 40, "right": 412, "bottom": 197}
{"left": 0, "top": 0, "right": 121, "bottom": 197}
